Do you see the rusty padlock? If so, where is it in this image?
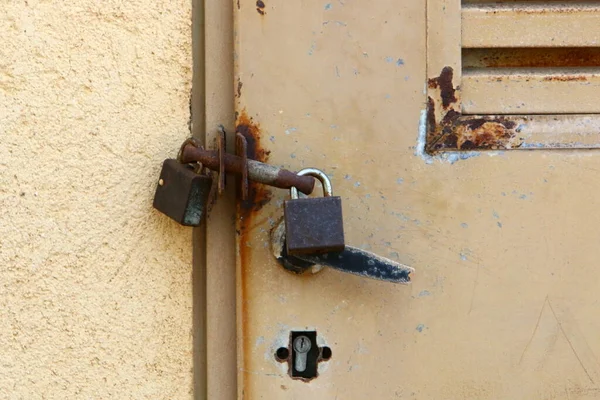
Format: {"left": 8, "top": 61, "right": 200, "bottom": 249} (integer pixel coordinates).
{"left": 284, "top": 168, "right": 345, "bottom": 255}
{"left": 153, "top": 159, "right": 213, "bottom": 226}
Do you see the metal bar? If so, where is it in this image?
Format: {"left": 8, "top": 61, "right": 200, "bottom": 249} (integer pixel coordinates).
{"left": 180, "top": 144, "right": 316, "bottom": 195}
{"left": 296, "top": 246, "right": 414, "bottom": 284}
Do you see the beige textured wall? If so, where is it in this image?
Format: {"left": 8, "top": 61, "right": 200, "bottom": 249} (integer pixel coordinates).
{"left": 1, "top": 1, "right": 194, "bottom": 398}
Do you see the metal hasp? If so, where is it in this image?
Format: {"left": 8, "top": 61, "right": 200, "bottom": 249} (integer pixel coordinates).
{"left": 270, "top": 218, "right": 414, "bottom": 284}
{"left": 275, "top": 331, "right": 332, "bottom": 382}
{"left": 296, "top": 247, "right": 414, "bottom": 284}
{"left": 284, "top": 168, "right": 345, "bottom": 255}
{"left": 153, "top": 159, "right": 213, "bottom": 226}
{"left": 179, "top": 140, "right": 315, "bottom": 196}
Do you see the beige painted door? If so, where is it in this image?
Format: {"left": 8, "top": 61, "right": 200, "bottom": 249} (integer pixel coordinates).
{"left": 230, "top": 1, "right": 600, "bottom": 398}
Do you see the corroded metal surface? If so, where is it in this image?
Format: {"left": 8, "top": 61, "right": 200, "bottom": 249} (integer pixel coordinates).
{"left": 179, "top": 142, "right": 315, "bottom": 194}
{"left": 233, "top": 0, "right": 600, "bottom": 398}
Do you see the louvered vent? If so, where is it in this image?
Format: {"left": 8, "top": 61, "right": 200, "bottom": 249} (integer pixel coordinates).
{"left": 426, "top": 0, "right": 600, "bottom": 151}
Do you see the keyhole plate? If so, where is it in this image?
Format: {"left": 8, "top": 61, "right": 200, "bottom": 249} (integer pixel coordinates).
{"left": 275, "top": 331, "right": 332, "bottom": 381}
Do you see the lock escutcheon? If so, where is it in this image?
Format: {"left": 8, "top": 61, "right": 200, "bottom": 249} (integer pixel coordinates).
{"left": 284, "top": 168, "right": 345, "bottom": 255}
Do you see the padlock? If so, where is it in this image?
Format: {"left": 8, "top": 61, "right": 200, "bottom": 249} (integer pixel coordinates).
{"left": 284, "top": 168, "right": 345, "bottom": 255}
{"left": 153, "top": 159, "right": 213, "bottom": 226}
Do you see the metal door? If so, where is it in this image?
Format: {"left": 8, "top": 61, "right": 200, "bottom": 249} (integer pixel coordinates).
{"left": 225, "top": 1, "right": 600, "bottom": 398}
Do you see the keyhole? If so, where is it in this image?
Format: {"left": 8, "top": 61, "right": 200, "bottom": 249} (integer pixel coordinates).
{"left": 293, "top": 335, "right": 312, "bottom": 373}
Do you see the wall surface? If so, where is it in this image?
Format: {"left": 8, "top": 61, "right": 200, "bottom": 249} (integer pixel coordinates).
{"left": 0, "top": 1, "right": 194, "bottom": 398}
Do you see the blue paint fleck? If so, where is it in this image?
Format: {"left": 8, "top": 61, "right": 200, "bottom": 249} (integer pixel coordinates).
{"left": 418, "top": 290, "right": 431, "bottom": 297}
{"left": 305, "top": 113, "right": 311, "bottom": 117}
{"left": 354, "top": 182, "right": 361, "bottom": 187}
{"left": 460, "top": 253, "right": 468, "bottom": 261}
{"left": 269, "top": 136, "right": 275, "bottom": 143}
{"left": 416, "top": 324, "right": 426, "bottom": 332}
{"left": 492, "top": 211, "right": 500, "bottom": 219}
{"left": 285, "top": 127, "right": 297, "bottom": 135}
{"left": 330, "top": 124, "right": 338, "bottom": 129}
{"left": 396, "top": 58, "right": 404, "bottom": 66}
{"left": 322, "top": 20, "right": 347, "bottom": 26}
{"left": 396, "top": 178, "right": 404, "bottom": 184}
{"left": 308, "top": 41, "right": 316, "bottom": 55}
{"left": 384, "top": 94, "right": 391, "bottom": 99}
{"left": 290, "top": 153, "right": 296, "bottom": 159}
{"left": 385, "top": 56, "right": 394, "bottom": 63}
{"left": 365, "top": 194, "right": 371, "bottom": 199}
{"left": 461, "top": 223, "right": 468, "bottom": 228}
{"left": 519, "top": 143, "right": 545, "bottom": 149}
{"left": 445, "top": 151, "right": 480, "bottom": 164}
{"left": 497, "top": 222, "right": 502, "bottom": 228}
{"left": 344, "top": 174, "right": 351, "bottom": 180}
{"left": 324, "top": 2, "right": 332, "bottom": 9}
{"left": 519, "top": 194, "right": 527, "bottom": 200}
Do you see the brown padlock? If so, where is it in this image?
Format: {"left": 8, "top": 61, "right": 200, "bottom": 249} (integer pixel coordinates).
{"left": 284, "top": 168, "right": 345, "bottom": 255}
{"left": 153, "top": 159, "right": 213, "bottom": 226}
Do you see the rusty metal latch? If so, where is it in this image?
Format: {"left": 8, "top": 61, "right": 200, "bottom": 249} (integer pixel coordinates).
{"left": 178, "top": 127, "right": 315, "bottom": 198}
{"left": 270, "top": 218, "right": 414, "bottom": 284}
{"left": 153, "top": 127, "right": 317, "bottom": 226}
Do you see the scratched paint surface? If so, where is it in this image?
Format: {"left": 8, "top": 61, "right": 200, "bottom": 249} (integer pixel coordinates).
{"left": 233, "top": 0, "right": 600, "bottom": 398}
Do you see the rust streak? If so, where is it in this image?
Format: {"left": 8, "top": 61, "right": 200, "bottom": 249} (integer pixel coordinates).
{"left": 236, "top": 109, "right": 272, "bottom": 391}
{"left": 542, "top": 75, "right": 587, "bottom": 82}
{"left": 237, "top": 79, "right": 243, "bottom": 97}
{"left": 463, "top": 48, "right": 600, "bottom": 69}
{"left": 236, "top": 110, "right": 272, "bottom": 215}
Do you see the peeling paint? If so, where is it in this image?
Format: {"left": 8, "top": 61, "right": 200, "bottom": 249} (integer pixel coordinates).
{"left": 416, "top": 109, "right": 482, "bottom": 164}
{"left": 425, "top": 67, "right": 526, "bottom": 152}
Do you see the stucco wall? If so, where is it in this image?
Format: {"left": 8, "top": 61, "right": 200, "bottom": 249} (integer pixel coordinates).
{"left": 1, "top": 1, "right": 194, "bottom": 398}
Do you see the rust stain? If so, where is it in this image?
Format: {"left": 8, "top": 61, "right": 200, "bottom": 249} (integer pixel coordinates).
{"left": 463, "top": 48, "right": 600, "bottom": 69}
{"left": 427, "top": 66, "right": 457, "bottom": 109}
{"left": 237, "top": 79, "right": 243, "bottom": 98}
{"left": 542, "top": 75, "right": 587, "bottom": 82}
{"left": 236, "top": 109, "right": 272, "bottom": 218}
{"left": 426, "top": 67, "right": 523, "bottom": 152}
{"left": 455, "top": 120, "right": 517, "bottom": 150}
{"left": 236, "top": 109, "right": 273, "bottom": 390}
{"left": 256, "top": 0, "right": 266, "bottom": 15}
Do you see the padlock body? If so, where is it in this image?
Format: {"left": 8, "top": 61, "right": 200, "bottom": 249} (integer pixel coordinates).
{"left": 153, "top": 159, "right": 212, "bottom": 226}
{"left": 284, "top": 196, "right": 345, "bottom": 255}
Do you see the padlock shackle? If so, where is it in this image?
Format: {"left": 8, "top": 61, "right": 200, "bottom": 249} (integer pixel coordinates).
{"left": 290, "top": 168, "right": 333, "bottom": 199}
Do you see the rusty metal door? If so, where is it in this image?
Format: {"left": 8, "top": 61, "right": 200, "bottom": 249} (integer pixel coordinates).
{"left": 228, "top": 0, "right": 600, "bottom": 398}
